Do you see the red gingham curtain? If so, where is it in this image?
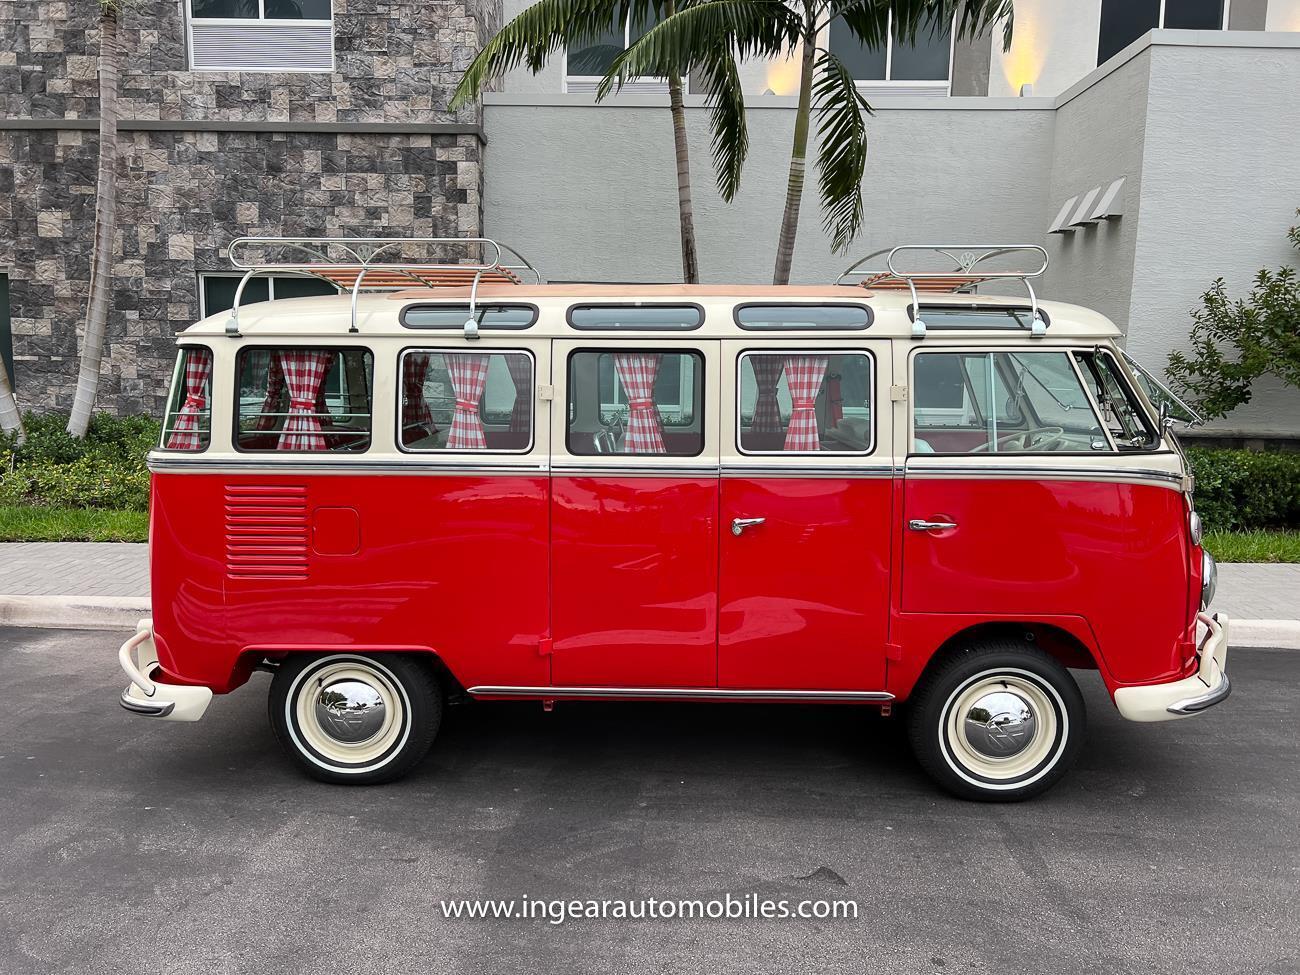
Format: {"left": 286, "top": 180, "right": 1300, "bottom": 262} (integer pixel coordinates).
{"left": 165, "top": 348, "right": 212, "bottom": 450}
{"left": 614, "top": 353, "right": 665, "bottom": 454}
{"left": 826, "top": 371, "right": 844, "bottom": 427}
{"left": 506, "top": 355, "right": 531, "bottom": 433}
{"left": 750, "top": 356, "right": 784, "bottom": 435}
{"left": 276, "top": 349, "right": 334, "bottom": 451}
{"left": 254, "top": 355, "right": 285, "bottom": 432}
{"left": 401, "top": 353, "right": 435, "bottom": 438}
{"left": 782, "top": 355, "right": 828, "bottom": 451}
{"left": 445, "top": 353, "right": 490, "bottom": 450}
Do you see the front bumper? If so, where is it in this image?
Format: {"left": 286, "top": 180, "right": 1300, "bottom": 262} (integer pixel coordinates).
{"left": 1113, "top": 612, "right": 1230, "bottom": 722}
{"left": 119, "top": 619, "right": 213, "bottom": 721}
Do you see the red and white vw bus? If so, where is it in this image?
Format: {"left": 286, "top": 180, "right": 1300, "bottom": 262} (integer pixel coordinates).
{"left": 119, "top": 239, "right": 1228, "bottom": 801}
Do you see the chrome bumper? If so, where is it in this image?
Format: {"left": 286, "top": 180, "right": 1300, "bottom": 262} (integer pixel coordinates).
{"left": 119, "top": 619, "right": 213, "bottom": 722}
{"left": 1114, "top": 612, "right": 1230, "bottom": 722}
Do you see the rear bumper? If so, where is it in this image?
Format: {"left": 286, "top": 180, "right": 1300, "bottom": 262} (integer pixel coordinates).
{"left": 119, "top": 619, "right": 213, "bottom": 721}
{"left": 1113, "top": 613, "right": 1230, "bottom": 722}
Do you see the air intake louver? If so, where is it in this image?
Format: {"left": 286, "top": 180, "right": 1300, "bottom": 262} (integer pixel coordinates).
{"left": 189, "top": 23, "right": 334, "bottom": 73}
{"left": 224, "top": 485, "right": 309, "bottom": 580}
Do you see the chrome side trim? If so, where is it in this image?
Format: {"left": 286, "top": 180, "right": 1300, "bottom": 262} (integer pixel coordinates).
{"left": 467, "top": 685, "right": 895, "bottom": 702}
{"left": 551, "top": 464, "right": 716, "bottom": 477}
{"left": 722, "top": 464, "right": 899, "bottom": 477}
{"left": 150, "top": 455, "right": 549, "bottom": 475}
{"left": 1166, "top": 673, "right": 1231, "bottom": 716}
{"left": 906, "top": 464, "right": 1184, "bottom": 485}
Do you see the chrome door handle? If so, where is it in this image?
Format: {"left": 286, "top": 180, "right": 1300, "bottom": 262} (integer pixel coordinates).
{"left": 909, "top": 519, "right": 958, "bottom": 532}
{"left": 731, "top": 517, "right": 766, "bottom": 536}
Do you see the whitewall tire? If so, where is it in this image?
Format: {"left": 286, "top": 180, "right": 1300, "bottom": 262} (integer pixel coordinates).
{"left": 906, "top": 640, "right": 1085, "bottom": 802}
{"left": 269, "top": 653, "right": 441, "bottom": 785}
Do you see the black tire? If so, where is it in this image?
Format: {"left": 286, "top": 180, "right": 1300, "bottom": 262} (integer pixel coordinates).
{"left": 906, "top": 639, "right": 1085, "bottom": 802}
{"left": 268, "top": 653, "right": 442, "bottom": 785}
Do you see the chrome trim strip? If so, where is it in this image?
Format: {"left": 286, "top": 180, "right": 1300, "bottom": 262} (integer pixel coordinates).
{"left": 150, "top": 455, "right": 549, "bottom": 475}
{"left": 1166, "top": 673, "right": 1230, "bottom": 716}
{"left": 905, "top": 464, "right": 1184, "bottom": 484}
{"left": 467, "top": 685, "right": 895, "bottom": 702}
{"left": 721, "top": 464, "right": 898, "bottom": 477}
{"left": 551, "top": 464, "right": 716, "bottom": 477}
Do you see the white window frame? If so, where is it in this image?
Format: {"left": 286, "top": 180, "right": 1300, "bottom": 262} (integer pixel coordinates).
{"left": 186, "top": 0, "right": 336, "bottom": 74}
{"left": 562, "top": 14, "right": 684, "bottom": 94}
{"left": 198, "top": 272, "right": 340, "bottom": 320}
{"left": 827, "top": 11, "right": 956, "bottom": 95}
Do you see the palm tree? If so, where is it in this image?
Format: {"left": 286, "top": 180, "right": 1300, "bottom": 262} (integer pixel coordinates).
{"left": 0, "top": 361, "right": 24, "bottom": 444}
{"left": 603, "top": 0, "right": 1014, "bottom": 284}
{"left": 450, "top": 0, "right": 702, "bottom": 283}
{"left": 67, "top": 0, "right": 124, "bottom": 438}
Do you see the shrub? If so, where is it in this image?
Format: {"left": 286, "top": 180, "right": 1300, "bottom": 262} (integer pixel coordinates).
{"left": 0, "top": 411, "right": 158, "bottom": 513}
{"left": 1187, "top": 447, "right": 1300, "bottom": 532}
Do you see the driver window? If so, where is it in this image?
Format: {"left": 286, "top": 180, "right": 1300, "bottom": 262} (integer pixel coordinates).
{"left": 912, "top": 351, "right": 1108, "bottom": 454}
{"left": 1074, "top": 352, "right": 1158, "bottom": 450}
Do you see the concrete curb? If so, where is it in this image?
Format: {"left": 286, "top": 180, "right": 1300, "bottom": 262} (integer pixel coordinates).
{"left": 0, "top": 595, "right": 151, "bottom": 630}
{"left": 1230, "top": 619, "right": 1300, "bottom": 650}
{"left": 1, "top": 594, "right": 1297, "bottom": 648}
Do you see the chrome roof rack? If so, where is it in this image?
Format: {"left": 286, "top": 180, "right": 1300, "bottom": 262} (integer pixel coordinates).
{"left": 837, "top": 244, "right": 1050, "bottom": 339}
{"left": 224, "top": 236, "right": 545, "bottom": 339}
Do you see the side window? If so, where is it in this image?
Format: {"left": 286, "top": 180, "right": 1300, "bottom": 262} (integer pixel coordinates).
{"left": 912, "top": 351, "right": 1108, "bottom": 454}
{"left": 738, "top": 352, "right": 873, "bottom": 453}
{"left": 1075, "top": 352, "right": 1158, "bottom": 450}
{"left": 236, "top": 348, "right": 373, "bottom": 453}
{"left": 567, "top": 350, "right": 703, "bottom": 456}
{"left": 399, "top": 350, "right": 534, "bottom": 452}
{"left": 161, "top": 346, "right": 214, "bottom": 451}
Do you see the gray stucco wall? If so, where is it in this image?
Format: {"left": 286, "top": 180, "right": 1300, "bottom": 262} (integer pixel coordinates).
{"left": 1127, "top": 35, "right": 1300, "bottom": 436}
{"left": 483, "top": 94, "right": 1055, "bottom": 285}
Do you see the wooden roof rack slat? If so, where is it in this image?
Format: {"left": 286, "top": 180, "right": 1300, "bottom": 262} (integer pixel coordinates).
{"left": 836, "top": 244, "right": 1050, "bottom": 338}
{"left": 223, "top": 236, "right": 542, "bottom": 338}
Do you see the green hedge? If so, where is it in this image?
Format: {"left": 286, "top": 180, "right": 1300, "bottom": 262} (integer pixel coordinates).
{"left": 0, "top": 413, "right": 158, "bottom": 513}
{"left": 1187, "top": 447, "right": 1300, "bottom": 532}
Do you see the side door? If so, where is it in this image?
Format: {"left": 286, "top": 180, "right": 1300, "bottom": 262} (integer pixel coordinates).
{"left": 549, "top": 339, "right": 721, "bottom": 688}
{"left": 717, "top": 340, "right": 894, "bottom": 691}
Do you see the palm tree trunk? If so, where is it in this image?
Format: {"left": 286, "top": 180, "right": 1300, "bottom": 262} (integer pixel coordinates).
{"left": 772, "top": 30, "right": 817, "bottom": 286}
{"left": 0, "top": 359, "right": 24, "bottom": 444}
{"left": 667, "top": 70, "right": 700, "bottom": 284}
{"left": 67, "top": 5, "right": 120, "bottom": 438}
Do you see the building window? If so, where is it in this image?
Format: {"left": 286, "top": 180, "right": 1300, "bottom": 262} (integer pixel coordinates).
{"left": 199, "top": 273, "right": 339, "bottom": 320}
{"left": 188, "top": 0, "right": 334, "bottom": 73}
{"left": 0, "top": 273, "right": 12, "bottom": 391}
{"left": 565, "top": 12, "right": 678, "bottom": 94}
{"left": 828, "top": 13, "right": 953, "bottom": 95}
{"left": 1097, "top": 0, "right": 1228, "bottom": 66}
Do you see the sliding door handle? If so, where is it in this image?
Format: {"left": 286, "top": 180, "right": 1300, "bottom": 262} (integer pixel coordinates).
{"left": 731, "top": 517, "right": 766, "bottom": 536}
{"left": 909, "top": 519, "right": 958, "bottom": 532}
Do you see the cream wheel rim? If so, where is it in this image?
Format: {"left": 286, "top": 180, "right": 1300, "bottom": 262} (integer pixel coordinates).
{"left": 287, "top": 657, "right": 411, "bottom": 773}
{"left": 939, "top": 668, "right": 1067, "bottom": 790}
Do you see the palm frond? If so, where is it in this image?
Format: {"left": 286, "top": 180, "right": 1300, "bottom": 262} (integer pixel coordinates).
{"left": 812, "top": 48, "right": 872, "bottom": 254}
{"left": 449, "top": 0, "right": 666, "bottom": 109}
{"left": 597, "top": 0, "right": 800, "bottom": 96}
{"left": 694, "top": 35, "right": 750, "bottom": 202}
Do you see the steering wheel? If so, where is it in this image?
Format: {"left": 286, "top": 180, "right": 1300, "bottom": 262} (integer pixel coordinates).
{"left": 969, "top": 426, "right": 1067, "bottom": 453}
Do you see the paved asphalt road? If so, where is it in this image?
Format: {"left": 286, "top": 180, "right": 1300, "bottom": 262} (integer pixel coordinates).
{"left": 0, "top": 626, "right": 1297, "bottom": 975}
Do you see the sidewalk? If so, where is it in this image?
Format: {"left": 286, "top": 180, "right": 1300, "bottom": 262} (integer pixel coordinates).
{"left": 0, "top": 542, "right": 1295, "bottom": 643}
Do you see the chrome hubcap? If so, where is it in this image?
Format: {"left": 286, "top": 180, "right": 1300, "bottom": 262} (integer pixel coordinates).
{"left": 961, "top": 689, "right": 1037, "bottom": 759}
{"left": 315, "top": 678, "right": 387, "bottom": 744}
